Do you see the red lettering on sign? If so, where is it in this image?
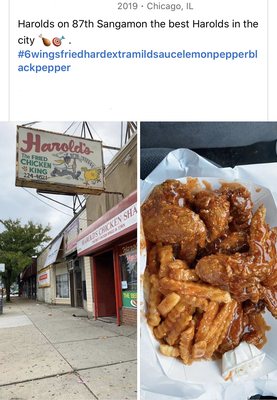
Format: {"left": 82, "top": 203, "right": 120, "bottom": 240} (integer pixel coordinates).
{"left": 20, "top": 132, "right": 93, "bottom": 155}
{"left": 39, "top": 273, "right": 48, "bottom": 281}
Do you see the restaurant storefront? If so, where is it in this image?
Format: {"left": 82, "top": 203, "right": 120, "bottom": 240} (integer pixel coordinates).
{"left": 77, "top": 191, "right": 137, "bottom": 325}
{"left": 37, "top": 235, "right": 71, "bottom": 305}
{"left": 20, "top": 259, "right": 37, "bottom": 299}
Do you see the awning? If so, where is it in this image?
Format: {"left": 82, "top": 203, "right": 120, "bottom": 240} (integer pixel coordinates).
{"left": 77, "top": 191, "right": 137, "bottom": 256}
{"left": 21, "top": 259, "right": 37, "bottom": 280}
{"left": 44, "top": 235, "right": 63, "bottom": 267}
{"left": 64, "top": 219, "right": 79, "bottom": 256}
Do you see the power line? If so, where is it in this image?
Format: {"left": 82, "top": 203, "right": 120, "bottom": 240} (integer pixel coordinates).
{"left": 22, "top": 188, "right": 119, "bottom": 225}
{"left": 22, "top": 188, "right": 74, "bottom": 218}
{"left": 87, "top": 122, "right": 119, "bottom": 159}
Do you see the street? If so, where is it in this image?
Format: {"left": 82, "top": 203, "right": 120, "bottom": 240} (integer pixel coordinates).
{"left": 0, "top": 297, "right": 137, "bottom": 400}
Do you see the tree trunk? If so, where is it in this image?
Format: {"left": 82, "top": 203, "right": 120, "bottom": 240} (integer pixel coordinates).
{"left": 6, "top": 268, "right": 11, "bottom": 302}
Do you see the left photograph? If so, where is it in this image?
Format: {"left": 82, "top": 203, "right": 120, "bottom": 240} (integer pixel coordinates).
{"left": 0, "top": 122, "right": 137, "bottom": 399}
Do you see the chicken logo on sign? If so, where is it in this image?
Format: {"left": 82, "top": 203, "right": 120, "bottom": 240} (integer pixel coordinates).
{"left": 81, "top": 167, "right": 102, "bottom": 185}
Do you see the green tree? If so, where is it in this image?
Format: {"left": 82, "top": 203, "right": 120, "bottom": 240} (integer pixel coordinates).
{"left": 0, "top": 219, "right": 51, "bottom": 302}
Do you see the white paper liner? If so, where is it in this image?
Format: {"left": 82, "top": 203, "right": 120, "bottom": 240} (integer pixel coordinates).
{"left": 140, "top": 149, "right": 277, "bottom": 399}
{"left": 222, "top": 342, "right": 265, "bottom": 381}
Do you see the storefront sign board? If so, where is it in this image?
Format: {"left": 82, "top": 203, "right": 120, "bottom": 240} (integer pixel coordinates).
{"left": 16, "top": 126, "right": 104, "bottom": 195}
{"left": 38, "top": 268, "right": 51, "bottom": 288}
{"left": 77, "top": 202, "right": 137, "bottom": 255}
{"left": 122, "top": 291, "right": 137, "bottom": 308}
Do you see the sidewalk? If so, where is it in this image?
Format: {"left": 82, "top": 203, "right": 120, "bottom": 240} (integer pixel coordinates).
{"left": 0, "top": 297, "right": 137, "bottom": 400}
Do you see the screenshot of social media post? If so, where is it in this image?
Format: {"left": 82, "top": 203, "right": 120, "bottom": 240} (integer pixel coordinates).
{"left": 7, "top": 0, "right": 267, "bottom": 120}
{"left": 1, "top": 0, "right": 277, "bottom": 399}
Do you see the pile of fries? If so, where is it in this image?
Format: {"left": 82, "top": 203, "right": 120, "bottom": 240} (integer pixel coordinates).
{"left": 144, "top": 245, "right": 237, "bottom": 364}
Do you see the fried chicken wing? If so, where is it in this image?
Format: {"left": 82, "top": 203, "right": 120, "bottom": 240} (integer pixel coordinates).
{"left": 249, "top": 206, "right": 277, "bottom": 268}
{"left": 142, "top": 202, "right": 206, "bottom": 249}
{"left": 196, "top": 206, "right": 277, "bottom": 312}
{"left": 220, "top": 183, "right": 253, "bottom": 232}
{"left": 218, "top": 231, "right": 249, "bottom": 254}
{"left": 197, "top": 231, "right": 249, "bottom": 259}
{"left": 217, "top": 302, "right": 244, "bottom": 354}
{"left": 193, "top": 191, "right": 230, "bottom": 241}
{"left": 218, "top": 300, "right": 269, "bottom": 353}
{"left": 141, "top": 181, "right": 207, "bottom": 263}
{"left": 195, "top": 254, "right": 261, "bottom": 302}
{"left": 241, "top": 301, "right": 270, "bottom": 349}
{"left": 261, "top": 286, "right": 277, "bottom": 318}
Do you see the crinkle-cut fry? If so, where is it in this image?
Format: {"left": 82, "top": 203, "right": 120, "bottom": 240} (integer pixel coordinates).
{"left": 168, "top": 259, "right": 189, "bottom": 270}
{"left": 147, "top": 274, "right": 163, "bottom": 327}
{"left": 159, "top": 287, "right": 173, "bottom": 297}
{"left": 179, "top": 321, "right": 195, "bottom": 365}
{"left": 160, "top": 344, "right": 180, "bottom": 358}
{"left": 154, "top": 300, "right": 189, "bottom": 340}
{"left": 160, "top": 277, "right": 231, "bottom": 303}
{"left": 148, "top": 245, "right": 160, "bottom": 275}
{"left": 204, "top": 301, "right": 234, "bottom": 344}
{"left": 195, "top": 301, "right": 219, "bottom": 342}
{"left": 157, "top": 292, "right": 181, "bottom": 318}
{"left": 149, "top": 273, "right": 159, "bottom": 287}
{"left": 143, "top": 268, "right": 151, "bottom": 304}
{"left": 166, "top": 311, "right": 192, "bottom": 345}
{"left": 205, "top": 300, "right": 237, "bottom": 359}
{"left": 158, "top": 245, "right": 174, "bottom": 278}
{"left": 181, "top": 295, "right": 209, "bottom": 312}
{"left": 169, "top": 268, "right": 199, "bottom": 282}
{"left": 192, "top": 340, "right": 207, "bottom": 359}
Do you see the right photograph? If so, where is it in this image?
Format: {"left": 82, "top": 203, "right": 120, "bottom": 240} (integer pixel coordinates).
{"left": 140, "top": 122, "right": 277, "bottom": 400}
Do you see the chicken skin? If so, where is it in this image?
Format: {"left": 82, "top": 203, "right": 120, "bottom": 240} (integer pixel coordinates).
{"left": 193, "top": 191, "right": 230, "bottom": 241}
{"left": 143, "top": 179, "right": 194, "bottom": 207}
{"left": 220, "top": 184, "right": 253, "bottom": 232}
{"left": 218, "top": 231, "right": 249, "bottom": 254}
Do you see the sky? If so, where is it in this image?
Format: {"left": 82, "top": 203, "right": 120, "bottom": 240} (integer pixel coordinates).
{"left": 0, "top": 121, "right": 126, "bottom": 240}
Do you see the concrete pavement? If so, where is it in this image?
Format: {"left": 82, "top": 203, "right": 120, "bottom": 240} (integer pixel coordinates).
{"left": 0, "top": 297, "right": 137, "bottom": 400}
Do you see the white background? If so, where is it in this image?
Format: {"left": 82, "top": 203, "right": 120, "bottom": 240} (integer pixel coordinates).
{"left": 5, "top": 0, "right": 270, "bottom": 121}
{"left": 268, "top": 0, "right": 277, "bottom": 120}
{"left": 0, "top": 0, "right": 9, "bottom": 120}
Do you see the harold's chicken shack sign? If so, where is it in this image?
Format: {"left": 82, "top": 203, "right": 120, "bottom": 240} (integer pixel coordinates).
{"left": 16, "top": 126, "right": 105, "bottom": 195}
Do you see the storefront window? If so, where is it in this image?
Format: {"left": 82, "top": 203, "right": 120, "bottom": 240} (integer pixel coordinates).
{"left": 119, "top": 243, "right": 137, "bottom": 309}
{"left": 56, "top": 273, "right": 69, "bottom": 298}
